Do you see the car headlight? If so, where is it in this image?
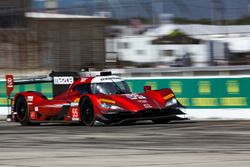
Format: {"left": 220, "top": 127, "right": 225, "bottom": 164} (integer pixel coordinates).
{"left": 99, "top": 103, "right": 124, "bottom": 110}
{"left": 165, "top": 98, "right": 177, "bottom": 107}
{"left": 100, "top": 102, "right": 112, "bottom": 109}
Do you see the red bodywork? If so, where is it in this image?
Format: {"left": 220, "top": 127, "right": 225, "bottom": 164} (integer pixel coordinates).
{"left": 6, "top": 73, "right": 185, "bottom": 125}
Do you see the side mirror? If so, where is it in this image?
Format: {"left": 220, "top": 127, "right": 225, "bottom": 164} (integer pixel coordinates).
{"left": 144, "top": 86, "right": 152, "bottom": 92}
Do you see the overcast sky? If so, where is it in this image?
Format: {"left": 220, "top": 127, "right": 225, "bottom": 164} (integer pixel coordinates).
{"left": 33, "top": 0, "right": 250, "bottom": 20}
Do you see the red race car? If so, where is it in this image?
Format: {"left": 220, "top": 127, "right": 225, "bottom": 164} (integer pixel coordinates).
{"left": 5, "top": 70, "right": 186, "bottom": 126}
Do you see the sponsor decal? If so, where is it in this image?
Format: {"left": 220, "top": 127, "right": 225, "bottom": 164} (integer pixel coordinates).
{"left": 143, "top": 104, "right": 152, "bottom": 108}
{"left": 7, "top": 77, "right": 13, "bottom": 88}
{"left": 6, "top": 75, "right": 14, "bottom": 97}
{"left": 70, "top": 102, "right": 79, "bottom": 107}
{"left": 99, "top": 98, "right": 116, "bottom": 104}
{"left": 53, "top": 76, "right": 74, "bottom": 85}
{"left": 163, "top": 93, "right": 174, "bottom": 100}
{"left": 74, "top": 98, "right": 80, "bottom": 103}
{"left": 192, "top": 98, "right": 218, "bottom": 106}
{"left": 30, "top": 112, "right": 36, "bottom": 120}
{"left": 91, "top": 76, "right": 123, "bottom": 83}
{"left": 100, "top": 77, "right": 121, "bottom": 81}
{"left": 72, "top": 117, "right": 80, "bottom": 121}
{"left": 125, "top": 94, "right": 146, "bottom": 100}
{"left": 80, "top": 78, "right": 87, "bottom": 83}
{"left": 41, "top": 104, "right": 69, "bottom": 108}
{"left": 27, "top": 96, "right": 34, "bottom": 102}
{"left": 137, "top": 100, "right": 148, "bottom": 103}
{"left": 220, "top": 97, "right": 247, "bottom": 106}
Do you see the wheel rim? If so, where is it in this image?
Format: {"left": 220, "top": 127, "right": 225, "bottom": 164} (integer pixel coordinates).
{"left": 81, "top": 98, "right": 94, "bottom": 125}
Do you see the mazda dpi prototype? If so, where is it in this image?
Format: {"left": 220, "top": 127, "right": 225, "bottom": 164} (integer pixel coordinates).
{"left": 6, "top": 71, "right": 186, "bottom": 126}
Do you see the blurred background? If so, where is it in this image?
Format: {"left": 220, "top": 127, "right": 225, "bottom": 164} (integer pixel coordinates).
{"left": 0, "top": 0, "right": 250, "bottom": 117}
{"left": 0, "top": 0, "right": 249, "bottom": 75}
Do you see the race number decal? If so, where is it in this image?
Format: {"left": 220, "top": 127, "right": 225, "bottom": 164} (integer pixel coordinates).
{"left": 53, "top": 76, "right": 74, "bottom": 85}
{"left": 71, "top": 108, "right": 80, "bottom": 121}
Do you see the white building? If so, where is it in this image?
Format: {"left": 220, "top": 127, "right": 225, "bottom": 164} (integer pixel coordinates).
{"left": 106, "top": 24, "right": 250, "bottom": 67}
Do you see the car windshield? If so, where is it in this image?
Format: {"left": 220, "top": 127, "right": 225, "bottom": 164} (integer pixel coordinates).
{"left": 91, "top": 81, "right": 131, "bottom": 94}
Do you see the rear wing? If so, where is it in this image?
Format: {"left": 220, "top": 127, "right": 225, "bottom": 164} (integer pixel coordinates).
{"left": 5, "top": 75, "right": 52, "bottom": 99}
{"left": 5, "top": 71, "right": 79, "bottom": 98}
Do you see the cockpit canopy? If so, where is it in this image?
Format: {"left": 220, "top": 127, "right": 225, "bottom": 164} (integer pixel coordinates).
{"left": 73, "top": 76, "right": 131, "bottom": 95}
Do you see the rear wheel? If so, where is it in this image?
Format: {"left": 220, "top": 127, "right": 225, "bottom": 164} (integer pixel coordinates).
{"left": 80, "top": 96, "right": 95, "bottom": 126}
{"left": 15, "top": 96, "right": 30, "bottom": 126}
{"left": 152, "top": 119, "right": 170, "bottom": 124}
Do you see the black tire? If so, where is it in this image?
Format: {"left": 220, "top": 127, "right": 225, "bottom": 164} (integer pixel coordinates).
{"left": 80, "top": 96, "right": 95, "bottom": 126}
{"left": 152, "top": 119, "right": 171, "bottom": 124}
{"left": 15, "top": 96, "right": 30, "bottom": 126}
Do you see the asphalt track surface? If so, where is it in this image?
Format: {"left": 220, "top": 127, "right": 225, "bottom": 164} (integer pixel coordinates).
{"left": 1, "top": 120, "right": 250, "bottom": 167}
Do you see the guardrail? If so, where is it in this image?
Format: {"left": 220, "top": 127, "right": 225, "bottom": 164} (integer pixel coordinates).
{"left": 1, "top": 65, "right": 250, "bottom": 78}
{"left": 0, "top": 75, "right": 249, "bottom": 108}
{"left": 0, "top": 74, "right": 250, "bottom": 119}
{"left": 111, "top": 65, "right": 250, "bottom": 77}
{"left": 125, "top": 76, "right": 250, "bottom": 109}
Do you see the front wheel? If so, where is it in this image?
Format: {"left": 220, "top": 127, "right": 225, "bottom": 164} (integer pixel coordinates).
{"left": 80, "top": 96, "right": 95, "bottom": 126}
